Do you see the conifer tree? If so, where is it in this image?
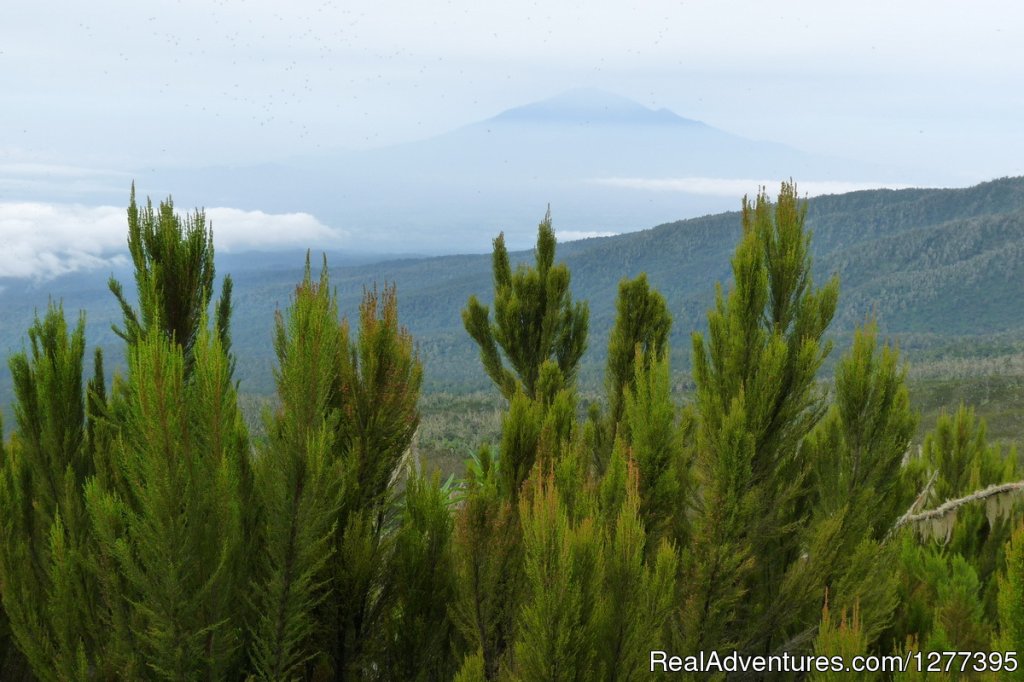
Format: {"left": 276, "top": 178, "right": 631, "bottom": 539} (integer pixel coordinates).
{"left": 108, "top": 183, "right": 233, "bottom": 378}
{"left": 84, "top": 318, "right": 250, "bottom": 679}
{"left": 684, "top": 182, "right": 839, "bottom": 656}
{"left": 383, "top": 469, "right": 461, "bottom": 681}
{"left": 462, "top": 209, "right": 589, "bottom": 401}
{"left": 997, "top": 521, "right": 1024, "bottom": 679}
{"left": 893, "top": 538, "right": 992, "bottom": 652}
{"left": 913, "top": 407, "right": 1015, "bottom": 601}
{"left": 809, "top": 320, "right": 917, "bottom": 539}
{"left": 451, "top": 446, "right": 524, "bottom": 680}
{"left": 248, "top": 258, "right": 346, "bottom": 680}
{"left": 323, "top": 281, "right": 423, "bottom": 679}
{"left": 593, "top": 455, "right": 678, "bottom": 682}
{"left": 620, "top": 351, "right": 690, "bottom": 550}
{"left": 0, "top": 435, "right": 21, "bottom": 677}
{"left": 601, "top": 274, "right": 671, "bottom": 458}
{"left": 511, "top": 468, "right": 602, "bottom": 681}
{"left": 891, "top": 406, "right": 1018, "bottom": 651}
{"left": 0, "top": 303, "right": 101, "bottom": 680}
{"left": 811, "top": 597, "right": 869, "bottom": 682}
{"left": 799, "top": 320, "right": 914, "bottom": 643}
{"left": 455, "top": 214, "right": 590, "bottom": 680}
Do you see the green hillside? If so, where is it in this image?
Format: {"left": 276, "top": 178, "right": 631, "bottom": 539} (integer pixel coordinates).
{"left": 3, "top": 177, "right": 1024, "bottom": 407}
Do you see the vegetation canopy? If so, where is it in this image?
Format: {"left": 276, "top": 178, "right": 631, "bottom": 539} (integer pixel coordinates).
{"left": 2, "top": 182, "right": 1024, "bottom": 681}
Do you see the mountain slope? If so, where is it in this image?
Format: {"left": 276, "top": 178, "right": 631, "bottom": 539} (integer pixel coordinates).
{"left": 3, "top": 176, "right": 1024, "bottom": 405}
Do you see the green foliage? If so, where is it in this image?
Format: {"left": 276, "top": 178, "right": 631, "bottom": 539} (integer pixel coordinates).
{"left": 334, "top": 283, "right": 422, "bottom": 513}
{"left": 900, "top": 406, "right": 1019, "bottom": 630}
{"left": 792, "top": 321, "right": 913, "bottom": 647}
{"left": 809, "top": 320, "right": 918, "bottom": 539}
{"left": 248, "top": 258, "right": 346, "bottom": 680}
{"left": 85, "top": 321, "right": 250, "bottom": 679}
{"left": 685, "top": 182, "right": 839, "bottom": 654}
{"left": 108, "top": 184, "right": 233, "bottom": 377}
{"left": 7, "top": 303, "right": 89, "bottom": 523}
{"left": 0, "top": 303, "right": 97, "bottom": 681}
{"left": 892, "top": 534, "right": 993, "bottom": 656}
{"left": 679, "top": 392, "right": 757, "bottom": 653}
{"left": 512, "top": 469, "right": 602, "bottom": 681}
{"left": 594, "top": 464, "right": 678, "bottom": 682}
{"left": 451, "top": 446, "right": 523, "bottom": 679}
{"left": 462, "top": 209, "right": 589, "bottom": 401}
{"left": 811, "top": 597, "right": 869, "bottom": 682}
{"left": 249, "top": 422, "right": 340, "bottom": 681}
{"left": 601, "top": 274, "right": 671, "bottom": 458}
{"left": 322, "top": 280, "right": 424, "bottom": 679}
{"left": 915, "top": 405, "right": 1015, "bottom": 505}
{"left": 9, "top": 178, "right": 1024, "bottom": 679}
{"left": 621, "top": 350, "right": 689, "bottom": 549}
{"left": 997, "top": 522, "right": 1024, "bottom": 679}
{"left": 383, "top": 469, "right": 461, "bottom": 681}
{"left": 508, "top": 460, "right": 678, "bottom": 682}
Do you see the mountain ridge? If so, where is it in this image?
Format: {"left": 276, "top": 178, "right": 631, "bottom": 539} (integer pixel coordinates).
{"left": 3, "top": 176, "right": 1024, "bottom": 406}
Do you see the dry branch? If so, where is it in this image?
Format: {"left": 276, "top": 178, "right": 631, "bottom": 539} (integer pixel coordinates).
{"left": 891, "top": 479, "right": 1024, "bottom": 542}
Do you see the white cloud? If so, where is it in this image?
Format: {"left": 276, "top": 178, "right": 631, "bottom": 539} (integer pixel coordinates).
{"left": 589, "top": 177, "right": 918, "bottom": 197}
{"left": 0, "top": 202, "right": 344, "bottom": 280}
{"left": 204, "top": 207, "right": 345, "bottom": 252}
{"left": 557, "top": 230, "right": 618, "bottom": 242}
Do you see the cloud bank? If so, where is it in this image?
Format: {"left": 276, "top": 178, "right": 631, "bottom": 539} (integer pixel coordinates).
{"left": 0, "top": 202, "right": 344, "bottom": 280}
{"left": 557, "top": 230, "right": 618, "bottom": 242}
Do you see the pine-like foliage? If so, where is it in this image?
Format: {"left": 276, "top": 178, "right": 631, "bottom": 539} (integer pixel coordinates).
{"left": 462, "top": 209, "right": 589, "bottom": 401}
{"left": 892, "top": 406, "right": 1018, "bottom": 651}
{"left": 997, "top": 521, "right": 1024, "bottom": 680}
{"left": 248, "top": 258, "right": 346, "bottom": 680}
{"left": 84, "top": 320, "right": 250, "bottom": 679}
{"left": 810, "top": 597, "right": 869, "bottom": 682}
{"left": 809, "top": 320, "right": 917, "bottom": 540}
{"left": 502, "top": 452, "right": 678, "bottom": 682}
{"left": 679, "top": 392, "right": 758, "bottom": 654}
{"left": 601, "top": 274, "right": 671, "bottom": 460}
{"left": 334, "top": 283, "right": 422, "bottom": 516}
{"left": 893, "top": 538, "right": 992, "bottom": 652}
{"left": 0, "top": 304, "right": 98, "bottom": 680}
{"left": 108, "top": 184, "right": 233, "bottom": 377}
{"left": 797, "top": 320, "right": 913, "bottom": 644}
{"left": 323, "top": 280, "right": 423, "bottom": 679}
{"left": 620, "top": 350, "right": 690, "bottom": 550}
{"left": 454, "top": 215, "right": 590, "bottom": 679}
{"left": 496, "top": 368, "right": 577, "bottom": 501}
{"left": 512, "top": 468, "right": 602, "bottom": 681}
{"left": 382, "top": 469, "right": 460, "bottom": 681}
{"left": 593, "top": 456, "right": 678, "bottom": 682}
{"left": 911, "top": 407, "right": 1016, "bottom": 605}
{"left": 685, "top": 182, "right": 839, "bottom": 655}
{"left": 451, "top": 447, "right": 523, "bottom": 680}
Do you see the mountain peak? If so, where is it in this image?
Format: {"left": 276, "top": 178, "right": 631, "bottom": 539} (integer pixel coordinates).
{"left": 491, "top": 88, "right": 702, "bottom": 127}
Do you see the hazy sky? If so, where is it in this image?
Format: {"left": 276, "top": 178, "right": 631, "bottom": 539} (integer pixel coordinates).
{"left": 2, "top": 0, "right": 1023, "bottom": 276}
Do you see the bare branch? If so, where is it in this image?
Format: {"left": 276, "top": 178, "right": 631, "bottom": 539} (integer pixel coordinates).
{"left": 892, "top": 479, "right": 1024, "bottom": 537}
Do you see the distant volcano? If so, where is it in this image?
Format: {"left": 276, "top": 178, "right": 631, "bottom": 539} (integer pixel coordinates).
{"left": 120, "top": 89, "right": 940, "bottom": 253}
{"left": 489, "top": 88, "right": 703, "bottom": 127}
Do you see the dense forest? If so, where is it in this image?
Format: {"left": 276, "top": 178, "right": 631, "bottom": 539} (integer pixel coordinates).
{"left": 2, "top": 182, "right": 1024, "bottom": 679}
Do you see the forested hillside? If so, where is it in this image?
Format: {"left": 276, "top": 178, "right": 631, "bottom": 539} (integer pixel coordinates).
{"left": 5, "top": 176, "right": 1024, "bottom": 403}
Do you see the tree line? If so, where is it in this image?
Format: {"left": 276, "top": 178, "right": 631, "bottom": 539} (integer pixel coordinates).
{"left": 2, "top": 183, "right": 1024, "bottom": 680}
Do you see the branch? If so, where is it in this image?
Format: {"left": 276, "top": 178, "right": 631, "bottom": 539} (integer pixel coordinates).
{"left": 891, "top": 479, "right": 1024, "bottom": 540}
{"left": 890, "top": 469, "right": 938, "bottom": 533}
